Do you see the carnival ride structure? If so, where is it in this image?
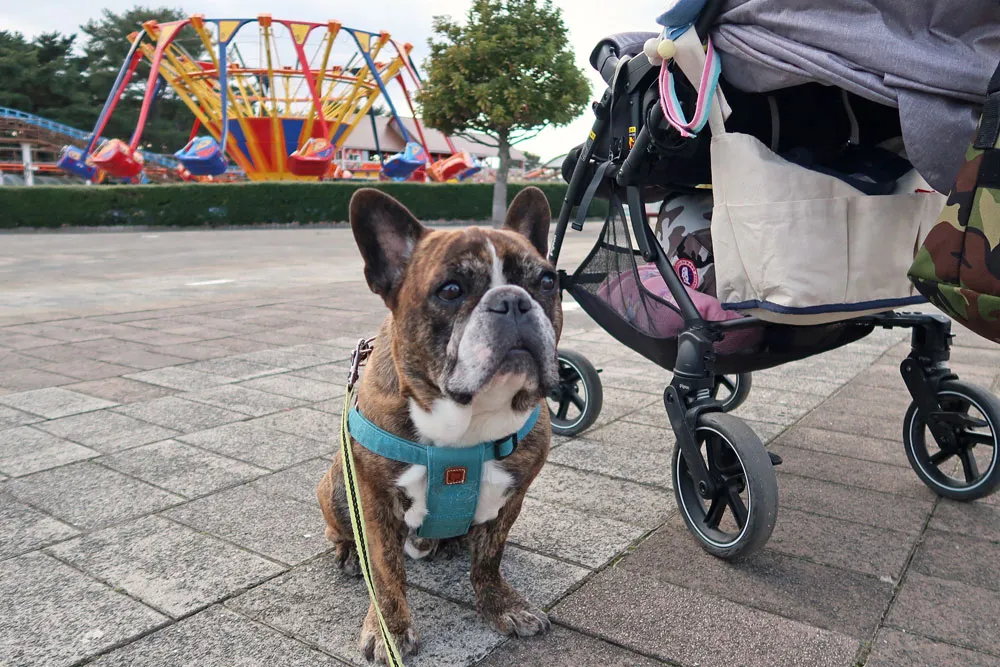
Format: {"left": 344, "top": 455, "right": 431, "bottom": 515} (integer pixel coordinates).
{"left": 59, "top": 14, "right": 481, "bottom": 183}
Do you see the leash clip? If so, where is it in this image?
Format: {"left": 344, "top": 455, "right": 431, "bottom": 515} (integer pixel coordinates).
{"left": 347, "top": 337, "right": 375, "bottom": 391}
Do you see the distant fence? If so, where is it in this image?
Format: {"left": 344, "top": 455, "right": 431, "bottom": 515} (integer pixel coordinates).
{"left": 0, "top": 182, "right": 607, "bottom": 228}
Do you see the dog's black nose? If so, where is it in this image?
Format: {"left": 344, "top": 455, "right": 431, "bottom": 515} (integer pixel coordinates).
{"left": 487, "top": 294, "right": 532, "bottom": 317}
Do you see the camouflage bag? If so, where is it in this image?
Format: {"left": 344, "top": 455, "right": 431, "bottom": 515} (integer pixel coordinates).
{"left": 909, "top": 64, "right": 1000, "bottom": 343}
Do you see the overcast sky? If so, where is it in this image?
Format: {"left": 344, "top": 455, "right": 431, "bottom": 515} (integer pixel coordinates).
{"left": 2, "top": 0, "right": 662, "bottom": 161}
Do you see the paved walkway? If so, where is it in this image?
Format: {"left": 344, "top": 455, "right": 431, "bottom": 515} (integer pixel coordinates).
{"left": 2, "top": 227, "right": 999, "bottom": 666}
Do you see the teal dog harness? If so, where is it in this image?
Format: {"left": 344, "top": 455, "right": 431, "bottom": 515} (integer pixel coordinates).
{"left": 347, "top": 404, "right": 541, "bottom": 539}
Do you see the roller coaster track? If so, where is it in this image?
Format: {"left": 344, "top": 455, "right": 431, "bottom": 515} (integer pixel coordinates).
{"left": 0, "top": 106, "right": 179, "bottom": 169}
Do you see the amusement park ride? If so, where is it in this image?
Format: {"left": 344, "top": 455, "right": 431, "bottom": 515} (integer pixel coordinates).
{"left": 57, "top": 14, "right": 481, "bottom": 184}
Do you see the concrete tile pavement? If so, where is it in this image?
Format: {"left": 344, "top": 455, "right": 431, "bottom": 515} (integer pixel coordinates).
{"left": 1, "top": 226, "right": 999, "bottom": 666}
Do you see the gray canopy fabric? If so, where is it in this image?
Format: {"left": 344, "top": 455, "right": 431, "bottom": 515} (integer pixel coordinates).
{"left": 710, "top": 0, "right": 1000, "bottom": 193}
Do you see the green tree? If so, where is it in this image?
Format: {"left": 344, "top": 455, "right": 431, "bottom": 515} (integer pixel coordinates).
{"left": 0, "top": 31, "right": 95, "bottom": 127}
{"left": 80, "top": 6, "right": 204, "bottom": 154}
{"left": 419, "top": 0, "right": 589, "bottom": 224}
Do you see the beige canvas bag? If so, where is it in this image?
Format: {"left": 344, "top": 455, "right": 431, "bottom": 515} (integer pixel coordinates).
{"left": 706, "top": 99, "right": 946, "bottom": 325}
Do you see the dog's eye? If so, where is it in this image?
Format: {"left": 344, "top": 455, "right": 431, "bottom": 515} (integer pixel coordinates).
{"left": 539, "top": 272, "right": 557, "bottom": 293}
{"left": 436, "top": 281, "right": 464, "bottom": 302}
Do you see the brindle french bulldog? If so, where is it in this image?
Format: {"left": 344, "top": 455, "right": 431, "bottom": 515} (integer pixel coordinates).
{"left": 318, "top": 186, "right": 561, "bottom": 663}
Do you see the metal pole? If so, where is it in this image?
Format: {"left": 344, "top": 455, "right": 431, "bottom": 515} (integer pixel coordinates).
{"left": 21, "top": 142, "right": 34, "bottom": 187}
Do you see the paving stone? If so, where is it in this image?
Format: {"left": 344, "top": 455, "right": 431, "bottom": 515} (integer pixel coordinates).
{"left": 478, "top": 625, "right": 663, "bottom": 667}
{"left": 181, "top": 384, "right": 306, "bottom": 417}
{"left": 191, "top": 337, "right": 273, "bottom": 354}
{"left": 123, "top": 367, "right": 235, "bottom": 391}
{"left": 39, "top": 359, "right": 133, "bottom": 381}
{"left": 165, "top": 485, "right": 328, "bottom": 565}
{"left": 547, "top": 437, "right": 672, "bottom": 488}
{"left": 251, "top": 458, "right": 332, "bottom": 504}
{"left": 184, "top": 357, "right": 287, "bottom": 381}
{"left": 408, "top": 544, "right": 589, "bottom": 609}
{"left": 0, "top": 552, "right": 167, "bottom": 665}
{"left": 0, "top": 367, "right": 77, "bottom": 392}
{"left": 244, "top": 328, "right": 329, "bottom": 346}
{"left": 113, "top": 396, "right": 246, "bottom": 433}
{"left": 594, "top": 366, "right": 671, "bottom": 396}
{"left": 100, "top": 347, "right": 193, "bottom": 370}
{"left": 289, "top": 363, "right": 350, "bottom": 382}
{"left": 0, "top": 387, "right": 117, "bottom": 419}
{"left": 0, "top": 426, "right": 97, "bottom": 476}
{"left": 867, "top": 628, "right": 1000, "bottom": 667}
{"left": 773, "top": 425, "right": 910, "bottom": 468}
{"left": 593, "top": 388, "right": 663, "bottom": 428}
{"left": 0, "top": 405, "right": 42, "bottom": 429}
{"left": 0, "top": 332, "right": 61, "bottom": 349}
{"left": 102, "top": 440, "right": 267, "bottom": 499}
{"left": 554, "top": 566, "right": 859, "bottom": 667}
{"left": 94, "top": 605, "right": 342, "bottom": 667}
{"left": 527, "top": 463, "right": 675, "bottom": 528}
{"left": 254, "top": 407, "right": 337, "bottom": 442}
{"left": 768, "top": 507, "right": 915, "bottom": 580}
{"left": 34, "top": 410, "right": 178, "bottom": 453}
{"left": 618, "top": 519, "right": 891, "bottom": 639}
{"left": 177, "top": 421, "right": 331, "bottom": 471}
{"left": 8, "top": 323, "right": 106, "bottom": 343}
{"left": 0, "top": 350, "right": 44, "bottom": 371}
{"left": 0, "top": 496, "right": 78, "bottom": 558}
{"left": 731, "top": 387, "right": 826, "bottom": 426}
{"left": 508, "top": 497, "right": 645, "bottom": 569}
{"left": 584, "top": 420, "right": 675, "bottom": 451}
{"left": 888, "top": 572, "right": 1000, "bottom": 655}
{"left": 769, "top": 442, "right": 934, "bottom": 501}
{"left": 231, "top": 348, "right": 331, "bottom": 370}
{"left": 239, "top": 373, "right": 345, "bottom": 401}
{"left": 153, "top": 342, "right": 233, "bottom": 360}
{"left": 227, "top": 553, "right": 505, "bottom": 667}
{"left": 48, "top": 516, "right": 284, "bottom": 618}
{"left": 63, "top": 377, "right": 176, "bottom": 404}
{"left": 777, "top": 473, "right": 933, "bottom": 534}
{"left": 912, "top": 530, "right": 1000, "bottom": 593}
{"left": 111, "top": 327, "right": 203, "bottom": 347}
{"left": 4, "top": 461, "right": 183, "bottom": 530}
{"left": 750, "top": 369, "right": 844, "bottom": 397}
{"left": 929, "top": 499, "right": 1000, "bottom": 543}
{"left": 799, "top": 395, "right": 908, "bottom": 442}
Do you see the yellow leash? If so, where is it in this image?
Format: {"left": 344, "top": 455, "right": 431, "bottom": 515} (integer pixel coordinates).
{"left": 340, "top": 338, "right": 405, "bottom": 667}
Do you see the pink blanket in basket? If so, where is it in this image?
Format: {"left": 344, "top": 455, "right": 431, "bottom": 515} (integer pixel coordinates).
{"left": 597, "top": 264, "right": 761, "bottom": 354}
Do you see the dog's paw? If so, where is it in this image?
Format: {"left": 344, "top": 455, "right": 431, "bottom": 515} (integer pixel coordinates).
{"left": 334, "top": 541, "right": 360, "bottom": 577}
{"left": 359, "top": 625, "right": 419, "bottom": 665}
{"left": 483, "top": 604, "right": 552, "bottom": 638}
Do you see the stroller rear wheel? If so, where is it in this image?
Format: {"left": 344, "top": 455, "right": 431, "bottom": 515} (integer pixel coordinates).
{"left": 903, "top": 380, "right": 1000, "bottom": 501}
{"left": 673, "top": 412, "right": 778, "bottom": 559}
{"left": 547, "top": 349, "right": 603, "bottom": 437}
{"left": 711, "top": 373, "right": 752, "bottom": 412}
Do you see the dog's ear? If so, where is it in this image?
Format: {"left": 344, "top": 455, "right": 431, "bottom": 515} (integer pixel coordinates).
{"left": 350, "top": 188, "right": 427, "bottom": 306}
{"left": 502, "top": 186, "right": 551, "bottom": 257}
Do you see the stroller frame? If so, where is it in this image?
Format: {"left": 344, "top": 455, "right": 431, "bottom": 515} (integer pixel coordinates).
{"left": 545, "top": 5, "right": 1000, "bottom": 559}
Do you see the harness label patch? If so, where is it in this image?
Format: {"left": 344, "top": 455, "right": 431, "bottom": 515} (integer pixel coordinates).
{"left": 675, "top": 258, "right": 699, "bottom": 289}
{"left": 444, "top": 467, "right": 467, "bottom": 485}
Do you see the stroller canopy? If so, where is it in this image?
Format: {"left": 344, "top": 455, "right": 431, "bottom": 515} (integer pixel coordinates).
{"left": 709, "top": 0, "right": 1000, "bottom": 193}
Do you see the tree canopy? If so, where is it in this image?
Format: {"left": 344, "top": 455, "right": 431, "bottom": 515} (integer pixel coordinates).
{"left": 0, "top": 6, "right": 203, "bottom": 154}
{"left": 418, "top": 0, "right": 590, "bottom": 222}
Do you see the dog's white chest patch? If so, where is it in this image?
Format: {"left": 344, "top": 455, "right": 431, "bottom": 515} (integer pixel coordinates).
{"left": 395, "top": 460, "right": 514, "bottom": 532}
{"left": 397, "top": 384, "right": 528, "bottom": 557}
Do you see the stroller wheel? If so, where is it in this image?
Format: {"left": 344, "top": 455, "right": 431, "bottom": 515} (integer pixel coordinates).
{"left": 547, "top": 349, "right": 603, "bottom": 437}
{"left": 673, "top": 413, "right": 778, "bottom": 559}
{"left": 711, "top": 373, "right": 752, "bottom": 412}
{"left": 903, "top": 380, "right": 1000, "bottom": 501}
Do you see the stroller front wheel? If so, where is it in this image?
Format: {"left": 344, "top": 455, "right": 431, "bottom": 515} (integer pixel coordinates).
{"left": 903, "top": 380, "right": 1000, "bottom": 501}
{"left": 673, "top": 412, "right": 778, "bottom": 559}
{"left": 711, "top": 373, "right": 752, "bottom": 412}
{"left": 547, "top": 349, "right": 603, "bottom": 437}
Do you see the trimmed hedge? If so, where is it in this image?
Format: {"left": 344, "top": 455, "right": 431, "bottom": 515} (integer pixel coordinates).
{"left": 0, "top": 181, "right": 607, "bottom": 228}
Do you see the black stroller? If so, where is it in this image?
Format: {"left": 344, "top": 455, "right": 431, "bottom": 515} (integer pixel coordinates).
{"left": 544, "top": 2, "right": 1000, "bottom": 559}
